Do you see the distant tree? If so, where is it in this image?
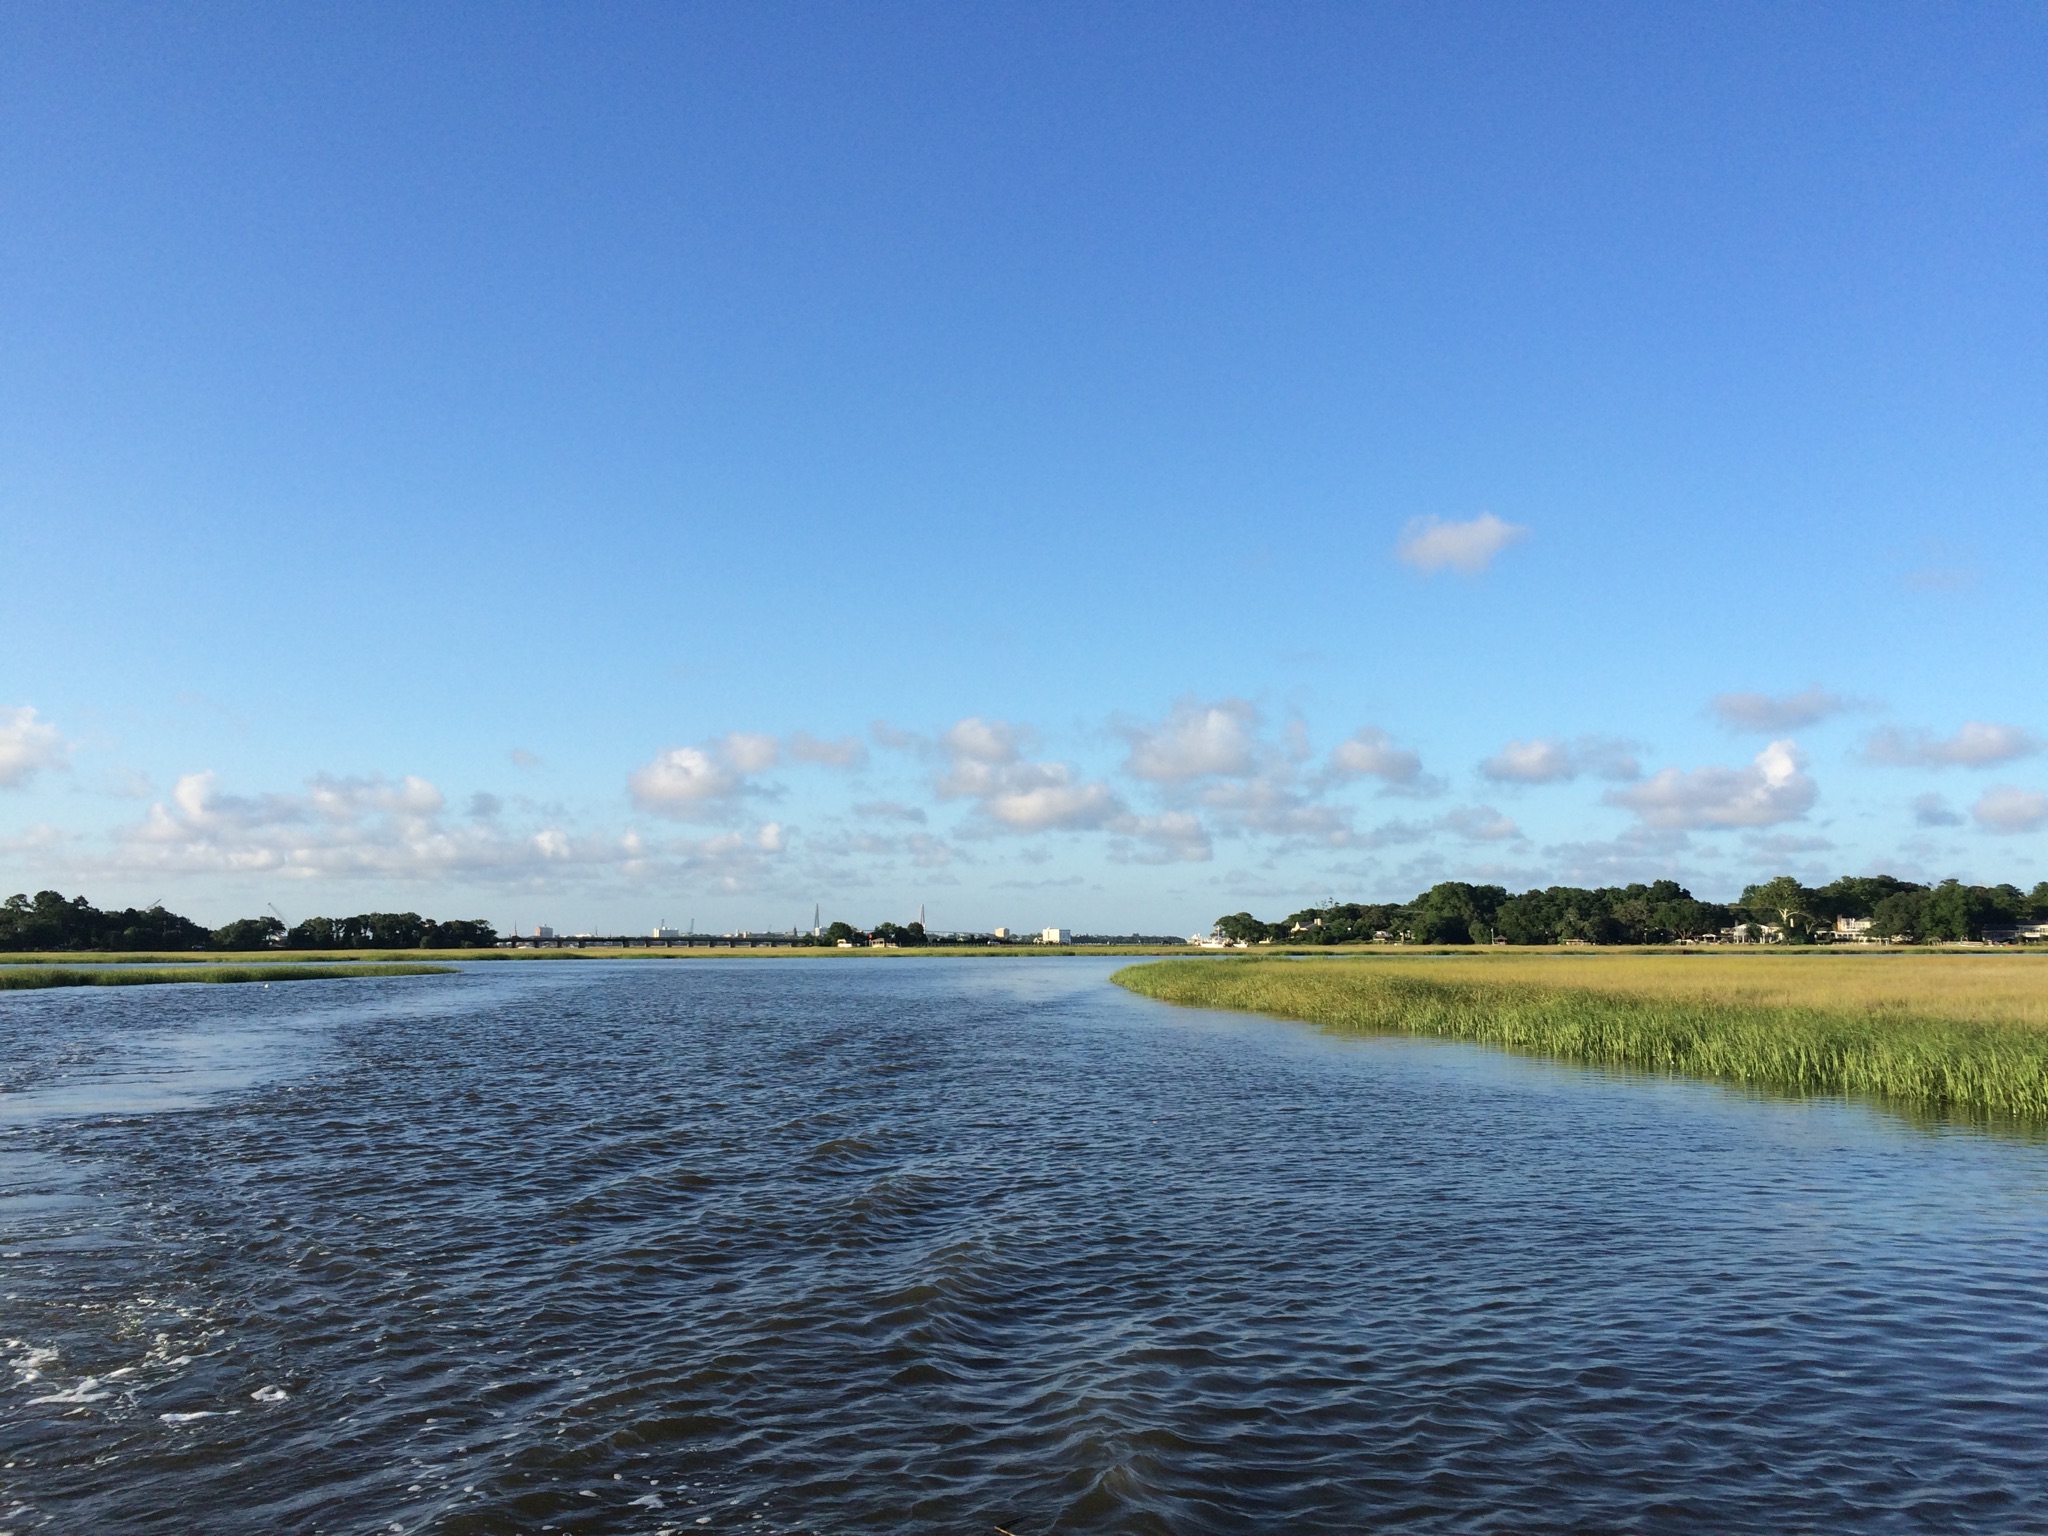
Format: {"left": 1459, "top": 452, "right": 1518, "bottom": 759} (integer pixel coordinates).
{"left": 1811, "top": 874, "right": 1923, "bottom": 921}
{"left": 1184, "top": 869, "right": 2048, "bottom": 955}
{"left": 1556, "top": 889, "right": 1622, "bottom": 945}
{"left": 0, "top": 890, "right": 209, "bottom": 951}
{"left": 1921, "top": 880, "right": 1997, "bottom": 942}
{"left": 823, "top": 920, "right": 859, "bottom": 944}
{"left": 285, "top": 916, "right": 338, "bottom": 949}
{"left": 1870, "top": 889, "right": 1925, "bottom": 943}
{"left": 1609, "top": 891, "right": 1657, "bottom": 944}
{"left": 1272, "top": 902, "right": 1404, "bottom": 944}
{"left": 1741, "top": 876, "right": 1814, "bottom": 938}
{"left": 1410, "top": 882, "right": 1503, "bottom": 944}
{"left": 358, "top": 912, "right": 429, "bottom": 948}
{"left": 422, "top": 918, "right": 498, "bottom": 948}
{"left": 214, "top": 916, "right": 285, "bottom": 951}
{"left": 1214, "top": 912, "right": 1274, "bottom": 944}
{"left": 1663, "top": 897, "right": 1729, "bottom": 941}
{"left": 1494, "top": 891, "right": 1559, "bottom": 945}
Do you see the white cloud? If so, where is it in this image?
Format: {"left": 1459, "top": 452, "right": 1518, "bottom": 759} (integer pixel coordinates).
{"left": 1973, "top": 785, "right": 2048, "bottom": 835}
{"left": 1395, "top": 512, "right": 1528, "bottom": 576}
{"left": 1118, "top": 700, "right": 1337, "bottom": 850}
{"left": 983, "top": 777, "right": 1120, "bottom": 833}
{"left": 1120, "top": 698, "right": 1260, "bottom": 782}
{"left": 939, "top": 716, "right": 1025, "bottom": 771}
{"left": 1865, "top": 721, "right": 2040, "bottom": 768}
{"left": 113, "top": 769, "right": 644, "bottom": 884}
{"left": 1606, "top": 739, "right": 1817, "bottom": 830}
{"left": 722, "top": 733, "right": 780, "bottom": 774}
{"left": 627, "top": 732, "right": 786, "bottom": 816}
{"left": 629, "top": 746, "right": 741, "bottom": 810}
{"left": 1710, "top": 688, "right": 1849, "bottom": 733}
{"left": 935, "top": 716, "right": 1123, "bottom": 833}
{"left": 1326, "top": 727, "right": 1426, "bottom": 789}
{"left": 0, "top": 706, "right": 67, "bottom": 789}
{"left": 1480, "top": 736, "right": 1639, "bottom": 785}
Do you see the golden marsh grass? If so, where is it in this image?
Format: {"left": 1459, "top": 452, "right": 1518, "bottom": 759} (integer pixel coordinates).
{"left": 0, "top": 963, "right": 456, "bottom": 990}
{"left": 1112, "top": 952, "right": 2048, "bottom": 1118}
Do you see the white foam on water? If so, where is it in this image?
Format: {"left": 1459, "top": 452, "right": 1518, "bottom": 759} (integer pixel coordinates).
{"left": 27, "top": 1376, "right": 110, "bottom": 1405}
{"left": 159, "top": 1410, "right": 239, "bottom": 1424}
{"left": 250, "top": 1384, "right": 288, "bottom": 1403}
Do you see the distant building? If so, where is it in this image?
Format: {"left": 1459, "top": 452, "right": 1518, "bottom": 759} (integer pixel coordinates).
{"left": 534, "top": 925, "right": 554, "bottom": 940}
{"left": 1984, "top": 921, "right": 2048, "bottom": 945}
{"left": 1829, "top": 916, "right": 1878, "bottom": 943}
{"left": 1042, "top": 927, "right": 1072, "bottom": 944}
{"left": 993, "top": 926, "right": 1011, "bottom": 940}
{"left": 1719, "top": 922, "right": 1784, "bottom": 944}
{"left": 653, "top": 925, "right": 681, "bottom": 941}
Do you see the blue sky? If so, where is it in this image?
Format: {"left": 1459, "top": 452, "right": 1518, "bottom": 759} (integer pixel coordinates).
{"left": 2, "top": 3, "right": 2045, "bottom": 934}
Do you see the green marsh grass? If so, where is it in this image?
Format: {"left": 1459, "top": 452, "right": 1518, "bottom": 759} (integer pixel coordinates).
{"left": 1112, "top": 953, "right": 2048, "bottom": 1119}
{"left": 0, "top": 963, "right": 455, "bottom": 990}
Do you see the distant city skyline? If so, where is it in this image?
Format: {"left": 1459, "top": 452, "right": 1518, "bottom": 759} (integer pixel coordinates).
{"left": 2, "top": 4, "right": 2044, "bottom": 932}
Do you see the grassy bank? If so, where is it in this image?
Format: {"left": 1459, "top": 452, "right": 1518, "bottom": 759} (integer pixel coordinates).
{"left": 0, "top": 963, "right": 455, "bottom": 990}
{"left": 1111, "top": 953, "right": 2048, "bottom": 1118}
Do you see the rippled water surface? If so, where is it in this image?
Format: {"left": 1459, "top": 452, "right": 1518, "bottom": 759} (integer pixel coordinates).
{"left": 5, "top": 958, "right": 2048, "bottom": 1533}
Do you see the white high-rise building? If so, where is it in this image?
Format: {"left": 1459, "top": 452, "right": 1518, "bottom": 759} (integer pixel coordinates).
{"left": 1041, "top": 927, "right": 1072, "bottom": 944}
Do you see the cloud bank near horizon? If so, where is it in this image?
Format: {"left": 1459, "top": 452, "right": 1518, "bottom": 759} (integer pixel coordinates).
{"left": 3, "top": 687, "right": 2043, "bottom": 923}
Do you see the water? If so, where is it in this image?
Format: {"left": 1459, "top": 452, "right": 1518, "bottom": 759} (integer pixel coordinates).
{"left": 4, "top": 958, "right": 2048, "bottom": 1534}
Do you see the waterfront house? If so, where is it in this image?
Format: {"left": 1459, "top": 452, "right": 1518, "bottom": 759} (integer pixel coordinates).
{"left": 1984, "top": 920, "right": 2048, "bottom": 945}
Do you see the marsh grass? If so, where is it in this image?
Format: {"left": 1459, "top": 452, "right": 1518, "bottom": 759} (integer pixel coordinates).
{"left": 0, "top": 963, "right": 455, "bottom": 990}
{"left": 1112, "top": 954, "right": 2048, "bottom": 1119}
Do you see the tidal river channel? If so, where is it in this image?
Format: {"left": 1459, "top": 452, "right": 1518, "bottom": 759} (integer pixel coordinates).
{"left": 4, "top": 959, "right": 2048, "bottom": 1533}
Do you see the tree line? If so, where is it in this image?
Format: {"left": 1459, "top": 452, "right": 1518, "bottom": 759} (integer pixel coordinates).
{"left": 1216, "top": 874, "right": 2048, "bottom": 947}
{"left": 0, "top": 891, "right": 499, "bottom": 952}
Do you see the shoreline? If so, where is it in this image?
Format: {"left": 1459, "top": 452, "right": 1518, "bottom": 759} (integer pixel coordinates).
{"left": 0, "top": 962, "right": 456, "bottom": 990}
{"left": 1111, "top": 955, "right": 2048, "bottom": 1119}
